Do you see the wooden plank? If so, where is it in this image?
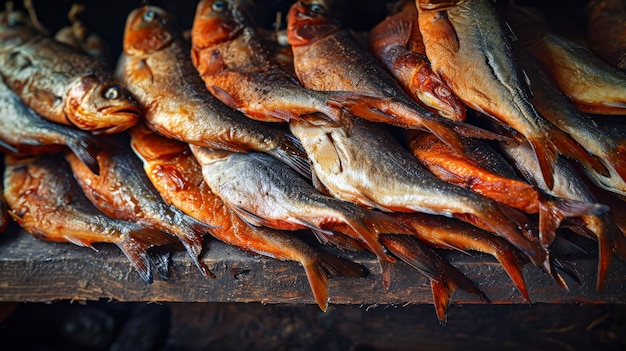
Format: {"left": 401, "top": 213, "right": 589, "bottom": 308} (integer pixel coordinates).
{"left": 1, "top": 223, "right": 625, "bottom": 305}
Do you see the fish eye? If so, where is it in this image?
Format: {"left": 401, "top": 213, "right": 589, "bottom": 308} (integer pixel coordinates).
{"left": 211, "top": 0, "right": 228, "bottom": 12}
{"left": 104, "top": 86, "right": 122, "bottom": 100}
{"left": 308, "top": 3, "right": 326, "bottom": 14}
{"left": 143, "top": 10, "right": 157, "bottom": 23}
{"left": 7, "top": 17, "right": 26, "bottom": 27}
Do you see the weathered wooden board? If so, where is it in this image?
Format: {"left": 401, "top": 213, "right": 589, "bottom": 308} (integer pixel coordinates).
{"left": 0, "top": 223, "right": 624, "bottom": 306}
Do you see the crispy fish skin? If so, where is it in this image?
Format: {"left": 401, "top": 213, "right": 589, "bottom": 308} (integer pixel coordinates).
{"left": 289, "top": 114, "right": 547, "bottom": 268}
{"left": 190, "top": 0, "right": 344, "bottom": 123}
{"left": 129, "top": 123, "right": 367, "bottom": 311}
{"left": 415, "top": 0, "right": 607, "bottom": 190}
{"left": 122, "top": 5, "right": 310, "bottom": 179}
{"left": 0, "top": 79, "right": 100, "bottom": 174}
{"left": 368, "top": 2, "right": 466, "bottom": 121}
{"left": 190, "top": 144, "right": 414, "bottom": 265}
{"left": 3, "top": 154, "right": 176, "bottom": 283}
{"left": 0, "top": 31, "right": 140, "bottom": 134}
{"left": 587, "top": 0, "right": 626, "bottom": 70}
{"left": 65, "top": 140, "right": 215, "bottom": 278}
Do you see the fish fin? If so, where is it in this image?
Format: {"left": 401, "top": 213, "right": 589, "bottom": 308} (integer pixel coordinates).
{"left": 527, "top": 136, "right": 558, "bottom": 190}
{"left": 364, "top": 210, "right": 415, "bottom": 235}
{"left": 492, "top": 245, "right": 531, "bottom": 302}
{"left": 147, "top": 248, "right": 172, "bottom": 282}
{"left": 448, "top": 119, "right": 512, "bottom": 142}
{"left": 65, "top": 136, "right": 102, "bottom": 175}
{"left": 262, "top": 109, "right": 303, "bottom": 123}
{"left": 302, "top": 260, "right": 330, "bottom": 311}
{"left": 312, "top": 230, "right": 367, "bottom": 252}
{"left": 267, "top": 133, "right": 312, "bottom": 180}
{"left": 538, "top": 193, "right": 609, "bottom": 248}
{"left": 116, "top": 228, "right": 179, "bottom": 284}
{"left": 379, "top": 235, "right": 438, "bottom": 278}
{"left": 304, "top": 252, "right": 368, "bottom": 308}
{"left": 344, "top": 215, "right": 395, "bottom": 263}
{"left": 552, "top": 129, "right": 609, "bottom": 180}
{"left": 369, "top": 14, "right": 413, "bottom": 50}
{"left": 210, "top": 85, "right": 240, "bottom": 110}
{"left": 178, "top": 217, "right": 215, "bottom": 278}
{"left": 62, "top": 235, "right": 96, "bottom": 249}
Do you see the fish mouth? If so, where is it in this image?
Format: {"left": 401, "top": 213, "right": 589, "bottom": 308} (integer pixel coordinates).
{"left": 91, "top": 106, "right": 142, "bottom": 134}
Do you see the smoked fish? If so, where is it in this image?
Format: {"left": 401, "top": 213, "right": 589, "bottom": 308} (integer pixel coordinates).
{"left": 587, "top": 0, "right": 626, "bottom": 70}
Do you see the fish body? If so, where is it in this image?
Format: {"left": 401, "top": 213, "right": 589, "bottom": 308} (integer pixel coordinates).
{"left": 3, "top": 154, "right": 176, "bottom": 283}
{"left": 368, "top": 2, "right": 465, "bottom": 121}
{"left": 289, "top": 114, "right": 546, "bottom": 267}
{"left": 0, "top": 79, "right": 100, "bottom": 174}
{"left": 190, "top": 144, "right": 410, "bottom": 264}
{"left": 587, "top": 0, "right": 626, "bottom": 70}
{"left": 122, "top": 5, "right": 310, "bottom": 178}
{"left": 191, "top": 0, "right": 344, "bottom": 123}
{"left": 129, "top": 123, "right": 367, "bottom": 311}
{"left": 0, "top": 26, "right": 140, "bottom": 134}
{"left": 65, "top": 139, "right": 215, "bottom": 278}
{"left": 416, "top": 0, "right": 606, "bottom": 189}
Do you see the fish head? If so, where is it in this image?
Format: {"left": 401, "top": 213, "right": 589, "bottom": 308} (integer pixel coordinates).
{"left": 123, "top": 6, "right": 178, "bottom": 57}
{"left": 286, "top": 0, "right": 341, "bottom": 46}
{"left": 415, "top": 0, "right": 462, "bottom": 11}
{"left": 65, "top": 75, "right": 142, "bottom": 134}
{"left": 191, "top": 0, "right": 247, "bottom": 50}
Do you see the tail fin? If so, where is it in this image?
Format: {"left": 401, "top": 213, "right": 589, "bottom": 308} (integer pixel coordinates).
{"left": 65, "top": 136, "right": 101, "bottom": 175}
{"left": 176, "top": 217, "right": 215, "bottom": 278}
{"left": 552, "top": 129, "right": 609, "bottom": 182}
{"left": 528, "top": 136, "right": 559, "bottom": 190}
{"left": 268, "top": 133, "right": 312, "bottom": 180}
{"left": 117, "top": 228, "right": 178, "bottom": 283}
{"left": 302, "top": 261, "right": 330, "bottom": 311}
{"left": 538, "top": 193, "right": 609, "bottom": 248}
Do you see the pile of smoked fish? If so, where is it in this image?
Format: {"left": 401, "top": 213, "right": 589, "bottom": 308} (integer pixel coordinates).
{"left": 1, "top": 0, "right": 626, "bottom": 323}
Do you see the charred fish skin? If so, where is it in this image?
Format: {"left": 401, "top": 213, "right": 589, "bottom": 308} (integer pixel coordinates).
{"left": 415, "top": 0, "right": 607, "bottom": 190}
{"left": 65, "top": 138, "right": 216, "bottom": 278}
{"left": 191, "top": 0, "right": 345, "bottom": 123}
{"left": 122, "top": 5, "right": 311, "bottom": 179}
{"left": 0, "top": 79, "right": 100, "bottom": 175}
{"left": 3, "top": 154, "right": 177, "bottom": 283}
{"left": 190, "top": 144, "right": 409, "bottom": 265}
{"left": 129, "top": 123, "right": 367, "bottom": 311}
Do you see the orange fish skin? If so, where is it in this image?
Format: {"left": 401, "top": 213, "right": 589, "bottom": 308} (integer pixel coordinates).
{"left": 129, "top": 123, "right": 367, "bottom": 311}
{"left": 368, "top": 3, "right": 466, "bottom": 121}
{"left": 190, "top": 0, "right": 344, "bottom": 123}
{"left": 3, "top": 154, "right": 177, "bottom": 283}
{"left": 65, "top": 138, "right": 215, "bottom": 278}
{"left": 416, "top": 0, "right": 608, "bottom": 190}
{"left": 122, "top": 5, "right": 310, "bottom": 179}
{"left": 587, "top": 0, "right": 626, "bottom": 70}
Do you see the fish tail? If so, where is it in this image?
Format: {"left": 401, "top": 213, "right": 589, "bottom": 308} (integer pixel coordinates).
{"left": 494, "top": 246, "right": 531, "bottom": 302}
{"left": 538, "top": 194, "right": 610, "bottom": 248}
{"left": 268, "top": 133, "right": 312, "bottom": 180}
{"left": 65, "top": 137, "right": 102, "bottom": 175}
{"left": 552, "top": 129, "right": 609, "bottom": 180}
{"left": 596, "top": 227, "right": 615, "bottom": 291}
{"left": 302, "top": 260, "right": 330, "bottom": 311}
{"left": 528, "top": 136, "right": 558, "bottom": 190}
{"left": 116, "top": 228, "right": 179, "bottom": 283}
{"left": 345, "top": 217, "right": 394, "bottom": 264}
{"left": 312, "top": 230, "right": 367, "bottom": 252}
{"left": 177, "top": 218, "right": 215, "bottom": 278}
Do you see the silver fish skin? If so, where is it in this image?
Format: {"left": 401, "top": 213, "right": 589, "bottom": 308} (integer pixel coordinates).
{"left": 189, "top": 144, "right": 406, "bottom": 264}
{"left": 122, "top": 5, "right": 310, "bottom": 179}
{"left": 289, "top": 114, "right": 546, "bottom": 267}
{"left": 65, "top": 141, "right": 215, "bottom": 278}
{"left": 3, "top": 154, "right": 176, "bottom": 283}
{"left": 0, "top": 79, "right": 100, "bottom": 174}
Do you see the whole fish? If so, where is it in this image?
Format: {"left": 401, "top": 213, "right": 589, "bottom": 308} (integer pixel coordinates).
{"left": 415, "top": 0, "right": 607, "bottom": 190}
{"left": 286, "top": 0, "right": 499, "bottom": 154}
{"left": 499, "top": 4, "right": 626, "bottom": 115}
{"left": 587, "top": 0, "right": 626, "bottom": 70}
{"left": 0, "top": 18, "right": 141, "bottom": 134}
{"left": 0, "top": 79, "right": 100, "bottom": 174}
{"left": 54, "top": 3, "right": 112, "bottom": 65}
{"left": 65, "top": 138, "right": 215, "bottom": 278}
{"left": 368, "top": 1, "right": 466, "bottom": 121}
{"left": 3, "top": 154, "right": 177, "bottom": 283}
{"left": 289, "top": 114, "right": 547, "bottom": 269}
{"left": 500, "top": 131, "right": 619, "bottom": 290}
{"left": 190, "top": 144, "right": 415, "bottom": 265}
{"left": 122, "top": 5, "right": 310, "bottom": 178}
{"left": 406, "top": 129, "right": 608, "bottom": 247}
{"left": 129, "top": 123, "right": 367, "bottom": 311}
{"left": 191, "top": 0, "right": 348, "bottom": 123}
{"left": 515, "top": 47, "right": 626, "bottom": 197}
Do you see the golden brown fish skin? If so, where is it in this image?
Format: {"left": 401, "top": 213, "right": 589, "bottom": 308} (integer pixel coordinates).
{"left": 190, "top": 0, "right": 345, "bottom": 123}
{"left": 499, "top": 133, "right": 616, "bottom": 290}
{"left": 3, "top": 154, "right": 177, "bottom": 283}
{"left": 587, "top": 0, "right": 626, "bottom": 70}
{"left": 65, "top": 139, "right": 215, "bottom": 278}
{"left": 416, "top": 0, "right": 607, "bottom": 190}
{"left": 0, "top": 79, "right": 100, "bottom": 174}
{"left": 499, "top": 3, "right": 626, "bottom": 116}
{"left": 368, "top": 2, "right": 466, "bottom": 121}
{"left": 289, "top": 114, "right": 546, "bottom": 268}
{"left": 190, "top": 144, "right": 416, "bottom": 265}
{"left": 122, "top": 5, "right": 310, "bottom": 179}
{"left": 129, "top": 123, "right": 367, "bottom": 311}
{"left": 0, "top": 29, "right": 140, "bottom": 134}
{"left": 515, "top": 48, "right": 626, "bottom": 196}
